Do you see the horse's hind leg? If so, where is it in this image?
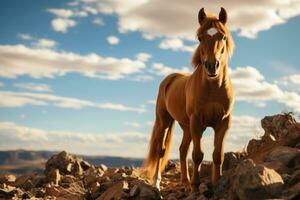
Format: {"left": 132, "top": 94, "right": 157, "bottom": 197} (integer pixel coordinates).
{"left": 152, "top": 109, "right": 174, "bottom": 189}
{"left": 179, "top": 124, "right": 191, "bottom": 186}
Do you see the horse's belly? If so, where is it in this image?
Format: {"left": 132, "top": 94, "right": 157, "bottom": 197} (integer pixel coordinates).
{"left": 165, "top": 79, "right": 188, "bottom": 123}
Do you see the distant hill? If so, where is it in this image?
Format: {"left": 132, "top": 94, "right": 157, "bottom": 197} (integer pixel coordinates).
{"left": 0, "top": 150, "right": 143, "bottom": 174}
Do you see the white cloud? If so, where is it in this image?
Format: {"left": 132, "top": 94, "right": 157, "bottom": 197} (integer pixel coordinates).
{"left": 124, "top": 122, "right": 141, "bottom": 128}
{"left": 78, "top": 0, "right": 300, "bottom": 39}
{"left": 0, "top": 114, "right": 263, "bottom": 159}
{"left": 0, "top": 91, "right": 146, "bottom": 113}
{"left": 51, "top": 18, "right": 77, "bottom": 33}
{"left": 93, "top": 17, "right": 105, "bottom": 25}
{"left": 14, "top": 83, "right": 52, "bottom": 92}
{"left": 152, "top": 63, "right": 191, "bottom": 76}
{"left": 17, "top": 34, "right": 58, "bottom": 49}
{"left": 0, "top": 121, "right": 149, "bottom": 157}
{"left": 18, "top": 34, "right": 33, "bottom": 41}
{"left": 48, "top": 8, "right": 74, "bottom": 18}
{"left": 136, "top": 52, "right": 152, "bottom": 62}
{"left": 0, "top": 44, "right": 145, "bottom": 80}
{"left": 231, "top": 66, "right": 300, "bottom": 112}
{"left": 107, "top": 36, "right": 120, "bottom": 45}
{"left": 159, "top": 38, "right": 196, "bottom": 53}
{"left": 33, "top": 39, "right": 57, "bottom": 48}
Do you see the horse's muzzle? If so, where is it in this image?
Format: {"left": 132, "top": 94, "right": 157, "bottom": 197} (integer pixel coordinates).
{"left": 205, "top": 61, "right": 219, "bottom": 77}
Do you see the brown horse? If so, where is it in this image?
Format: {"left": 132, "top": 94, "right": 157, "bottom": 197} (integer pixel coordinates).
{"left": 142, "top": 7, "right": 235, "bottom": 192}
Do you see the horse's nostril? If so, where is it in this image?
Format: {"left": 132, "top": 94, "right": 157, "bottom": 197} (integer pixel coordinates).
{"left": 205, "top": 62, "right": 210, "bottom": 70}
{"left": 215, "top": 61, "right": 220, "bottom": 69}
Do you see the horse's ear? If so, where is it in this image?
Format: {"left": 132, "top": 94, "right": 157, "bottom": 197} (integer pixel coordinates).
{"left": 198, "top": 8, "right": 206, "bottom": 25}
{"left": 219, "top": 7, "right": 227, "bottom": 24}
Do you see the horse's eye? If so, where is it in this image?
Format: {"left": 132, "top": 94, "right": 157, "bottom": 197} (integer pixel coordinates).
{"left": 198, "top": 36, "right": 202, "bottom": 42}
{"left": 222, "top": 35, "right": 227, "bottom": 41}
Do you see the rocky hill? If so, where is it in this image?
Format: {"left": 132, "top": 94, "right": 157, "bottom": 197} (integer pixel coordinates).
{"left": 0, "top": 113, "right": 299, "bottom": 200}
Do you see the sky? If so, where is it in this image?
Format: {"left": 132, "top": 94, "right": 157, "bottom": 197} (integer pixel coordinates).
{"left": 0, "top": 0, "right": 300, "bottom": 160}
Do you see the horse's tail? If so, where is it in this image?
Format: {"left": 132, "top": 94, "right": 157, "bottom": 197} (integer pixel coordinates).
{"left": 142, "top": 119, "right": 175, "bottom": 182}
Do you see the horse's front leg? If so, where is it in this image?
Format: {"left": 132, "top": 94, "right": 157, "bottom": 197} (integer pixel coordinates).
{"left": 190, "top": 115, "right": 205, "bottom": 193}
{"left": 212, "top": 116, "right": 231, "bottom": 186}
{"left": 179, "top": 125, "right": 192, "bottom": 186}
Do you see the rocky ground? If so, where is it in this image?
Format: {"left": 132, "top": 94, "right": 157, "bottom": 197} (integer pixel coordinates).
{"left": 0, "top": 113, "right": 299, "bottom": 200}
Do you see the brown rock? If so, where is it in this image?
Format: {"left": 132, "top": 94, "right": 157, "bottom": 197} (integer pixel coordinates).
{"left": 45, "top": 151, "right": 91, "bottom": 177}
{"left": 96, "top": 181, "right": 129, "bottom": 200}
{"left": 247, "top": 138, "right": 262, "bottom": 155}
{"left": 0, "top": 174, "right": 16, "bottom": 184}
{"left": 45, "top": 181, "right": 86, "bottom": 200}
{"left": 47, "top": 169, "right": 61, "bottom": 186}
{"left": 265, "top": 146, "right": 300, "bottom": 165}
{"left": 99, "top": 164, "right": 108, "bottom": 172}
{"left": 232, "top": 159, "right": 284, "bottom": 200}
{"left": 14, "top": 173, "right": 44, "bottom": 191}
{"left": 129, "top": 181, "right": 161, "bottom": 200}
{"left": 261, "top": 113, "right": 296, "bottom": 140}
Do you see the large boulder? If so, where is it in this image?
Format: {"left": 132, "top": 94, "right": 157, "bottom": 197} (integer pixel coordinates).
{"left": 44, "top": 151, "right": 91, "bottom": 177}
{"left": 261, "top": 113, "right": 297, "bottom": 140}
{"left": 265, "top": 146, "right": 300, "bottom": 165}
{"left": 231, "top": 159, "right": 284, "bottom": 200}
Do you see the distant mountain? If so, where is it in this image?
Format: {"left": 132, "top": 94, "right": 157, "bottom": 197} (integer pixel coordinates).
{"left": 0, "top": 150, "right": 143, "bottom": 175}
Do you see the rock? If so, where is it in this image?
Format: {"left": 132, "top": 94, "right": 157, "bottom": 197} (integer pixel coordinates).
{"left": 265, "top": 146, "right": 300, "bottom": 165}
{"left": 231, "top": 159, "right": 284, "bottom": 200}
{"left": 47, "top": 169, "right": 61, "bottom": 186}
{"left": 45, "top": 181, "right": 86, "bottom": 200}
{"left": 45, "top": 151, "right": 90, "bottom": 177}
{"left": 96, "top": 181, "right": 129, "bottom": 200}
{"left": 84, "top": 168, "right": 104, "bottom": 188}
{"left": 129, "top": 181, "right": 161, "bottom": 200}
{"left": 261, "top": 113, "right": 296, "bottom": 140}
{"left": 0, "top": 185, "right": 21, "bottom": 199}
{"left": 282, "top": 182, "right": 300, "bottom": 200}
{"left": 99, "top": 164, "right": 108, "bottom": 172}
{"left": 80, "top": 160, "right": 92, "bottom": 171}
{"left": 0, "top": 174, "right": 16, "bottom": 184}
{"left": 247, "top": 138, "right": 262, "bottom": 155}
{"left": 14, "top": 173, "right": 44, "bottom": 191}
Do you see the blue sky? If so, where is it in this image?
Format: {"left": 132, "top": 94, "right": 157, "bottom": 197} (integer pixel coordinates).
{"left": 0, "top": 0, "right": 299, "bottom": 159}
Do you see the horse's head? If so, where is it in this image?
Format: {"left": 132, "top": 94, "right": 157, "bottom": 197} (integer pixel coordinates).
{"left": 193, "top": 7, "right": 234, "bottom": 79}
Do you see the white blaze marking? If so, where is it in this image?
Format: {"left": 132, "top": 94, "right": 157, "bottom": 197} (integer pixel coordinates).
{"left": 207, "top": 27, "right": 218, "bottom": 36}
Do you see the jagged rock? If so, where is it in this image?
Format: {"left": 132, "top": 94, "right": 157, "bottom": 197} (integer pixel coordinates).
{"left": 45, "top": 151, "right": 90, "bottom": 177}
{"left": 247, "top": 138, "right": 261, "bottom": 155}
{"left": 99, "top": 164, "right": 108, "bottom": 172}
{"left": 265, "top": 146, "right": 300, "bottom": 164}
{"left": 261, "top": 113, "right": 296, "bottom": 140}
{"left": 61, "top": 174, "right": 77, "bottom": 185}
{"left": 45, "top": 181, "right": 86, "bottom": 200}
{"left": 130, "top": 181, "right": 161, "bottom": 200}
{"left": 231, "top": 159, "right": 284, "bottom": 200}
{"left": 96, "top": 181, "right": 129, "bottom": 200}
{"left": 0, "top": 184, "right": 23, "bottom": 199}
{"left": 47, "top": 169, "right": 61, "bottom": 186}
{"left": 0, "top": 174, "right": 16, "bottom": 184}
{"left": 84, "top": 167, "right": 104, "bottom": 187}
{"left": 14, "top": 173, "right": 44, "bottom": 191}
